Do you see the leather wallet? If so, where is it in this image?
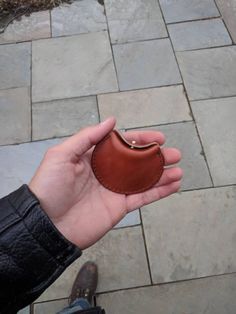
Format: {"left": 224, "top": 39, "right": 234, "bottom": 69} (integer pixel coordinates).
{"left": 91, "top": 130, "right": 165, "bottom": 195}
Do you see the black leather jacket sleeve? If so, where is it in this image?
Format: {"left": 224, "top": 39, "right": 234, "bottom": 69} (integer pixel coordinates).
{"left": 0, "top": 185, "right": 82, "bottom": 314}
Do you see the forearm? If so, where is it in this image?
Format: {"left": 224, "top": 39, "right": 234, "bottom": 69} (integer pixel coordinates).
{"left": 0, "top": 185, "right": 81, "bottom": 313}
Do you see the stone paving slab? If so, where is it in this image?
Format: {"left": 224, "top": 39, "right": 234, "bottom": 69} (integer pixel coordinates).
{"left": 32, "top": 96, "right": 99, "bottom": 140}
{"left": 34, "top": 299, "right": 68, "bottom": 314}
{"left": 191, "top": 97, "right": 236, "bottom": 186}
{"left": 139, "top": 122, "right": 212, "bottom": 190}
{"left": 0, "top": 42, "right": 31, "bottom": 90}
{"left": 17, "top": 306, "right": 30, "bottom": 314}
{"left": 104, "top": 0, "right": 167, "bottom": 44}
{"left": 114, "top": 210, "right": 140, "bottom": 229}
{"left": 168, "top": 19, "right": 232, "bottom": 51}
{"left": 38, "top": 226, "right": 150, "bottom": 301}
{"left": 97, "top": 273, "right": 236, "bottom": 314}
{"left": 51, "top": 0, "right": 107, "bottom": 37}
{"left": 141, "top": 186, "right": 236, "bottom": 284}
{"left": 98, "top": 85, "right": 191, "bottom": 129}
{"left": 0, "top": 11, "right": 50, "bottom": 44}
{"left": 0, "top": 88, "right": 31, "bottom": 145}
{"left": 32, "top": 31, "right": 118, "bottom": 102}
{"left": 216, "top": 0, "right": 236, "bottom": 43}
{"left": 177, "top": 46, "right": 236, "bottom": 100}
{"left": 159, "top": 0, "right": 220, "bottom": 23}
{"left": 0, "top": 138, "right": 62, "bottom": 198}
{"left": 113, "top": 38, "right": 182, "bottom": 91}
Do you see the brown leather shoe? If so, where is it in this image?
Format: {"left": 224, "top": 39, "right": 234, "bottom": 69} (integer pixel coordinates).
{"left": 69, "top": 261, "right": 98, "bottom": 306}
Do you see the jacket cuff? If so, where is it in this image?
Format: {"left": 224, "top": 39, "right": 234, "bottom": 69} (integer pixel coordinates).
{"left": 0, "top": 184, "right": 82, "bottom": 312}
{"left": 8, "top": 184, "right": 82, "bottom": 265}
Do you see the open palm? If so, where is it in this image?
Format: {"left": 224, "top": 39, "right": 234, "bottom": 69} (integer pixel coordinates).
{"left": 29, "top": 117, "right": 182, "bottom": 249}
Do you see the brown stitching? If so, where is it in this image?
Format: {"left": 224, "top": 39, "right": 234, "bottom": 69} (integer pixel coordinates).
{"left": 92, "top": 158, "right": 164, "bottom": 194}
{"left": 91, "top": 131, "right": 165, "bottom": 195}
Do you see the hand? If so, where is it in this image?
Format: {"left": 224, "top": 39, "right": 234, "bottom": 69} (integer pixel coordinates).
{"left": 29, "top": 117, "right": 182, "bottom": 249}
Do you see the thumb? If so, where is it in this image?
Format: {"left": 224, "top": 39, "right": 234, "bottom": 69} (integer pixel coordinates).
{"left": 61, "top": 117, "right": 116, "bottom": 156}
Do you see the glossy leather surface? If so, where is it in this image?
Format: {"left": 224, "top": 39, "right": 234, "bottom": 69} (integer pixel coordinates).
{"left": 91, "top": 130, "right": 164, "bottom": 194}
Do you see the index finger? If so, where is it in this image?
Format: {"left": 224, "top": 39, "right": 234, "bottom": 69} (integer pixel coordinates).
{"left": 122, "top": 130, "right": 165, "bottom": 146}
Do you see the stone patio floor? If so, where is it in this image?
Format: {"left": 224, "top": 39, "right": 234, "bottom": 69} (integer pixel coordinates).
{"left": 0, "top": 0, "right": 236, "bottom": 313}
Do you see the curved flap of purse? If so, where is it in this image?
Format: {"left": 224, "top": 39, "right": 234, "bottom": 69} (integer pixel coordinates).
{"left": 112, "top": 130, "right": 160, "bottom": 150}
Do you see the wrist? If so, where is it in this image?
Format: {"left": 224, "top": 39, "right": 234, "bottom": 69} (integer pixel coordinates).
{"left": 28, "top": 184, "right": 80, "bottom": 248}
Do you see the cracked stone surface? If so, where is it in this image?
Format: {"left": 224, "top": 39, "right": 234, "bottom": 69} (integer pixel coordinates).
{"left": 216, "top": 0, "right": 236, "bottom": 43}
{"left": 32, "top": 31, "right": 118, "bottom": 102}
{"left": 0, "top": 88, "right": 31, "bottom": 145}
{"left": 168, "top": 19, "right": 232, "bottom": 51}
{"left": 159, "top": 0, "right": 220, "bottom": 23}
{"left": 177, "top": 46, "right": 236, "bottom": 100}
{"left": 191, "top": 96, "right": 236, "bottom": 186}
{"left": 98, "top": 85, "right": 191, "bottom": 129}
{"left": 113, "top": 38, "right": 182, "bottom": 91}
{"left": 104, "top": 0, "right": 167, "bottom": 44}
{"left": 32, "top": 96, "right": 99, "bottom": 140}
{"left": 98, "top": 274, "right": 236, "bottom": 314}
{"left": 141, "top": 186, "right": 236, "bottom": 284}
{"left": 51, "top": 0, "right": 107, "bottom": 37}
{"left": 0, "top": 42, "right": 31, "bottom": 90}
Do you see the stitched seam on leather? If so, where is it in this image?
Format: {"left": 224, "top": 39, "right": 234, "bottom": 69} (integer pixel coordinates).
{"left": 0, "top": 212, "right": 19, "bottom": 235}
{"left": 0, "top": 197, "right": 36, "bottom": 235}
{"left": 18, "top": 200, "right": 79, "bottom": 264}
{"left": 93, "top": 163, "right": 164, "bottom": 194}
{"left": 92, "top": 138, "right": 165, "bottom": 194}
{"left": 92, "top": 142, "right": 164, "bottom": 194}
{"left": 8, "top": 198, "right": 63, "bottom": 266}
{"left": 11, "top": 185, "right": 34, "bottom": 211}
{"left": 9, "top": 189, "right": 79, "bottom": 263}
{"left": 8, "top": 197, "right": 37, "bottom": 219}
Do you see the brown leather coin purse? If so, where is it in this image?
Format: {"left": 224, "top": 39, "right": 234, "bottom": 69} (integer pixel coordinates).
{"left": 91, "top": 130, "right": 165, "bottom": 195}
